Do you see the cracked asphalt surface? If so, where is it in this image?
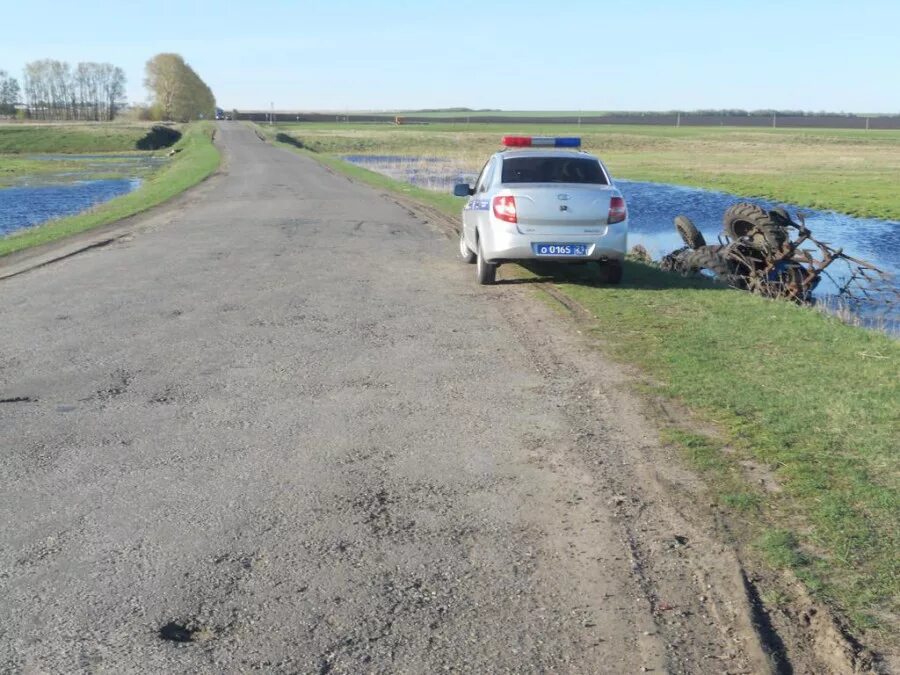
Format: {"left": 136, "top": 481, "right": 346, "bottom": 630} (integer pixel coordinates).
{"left": 0, "top": 124, "right": 769, "bottom": 673}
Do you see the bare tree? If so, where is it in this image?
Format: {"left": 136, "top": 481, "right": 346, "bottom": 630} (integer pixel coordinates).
{"left": 21, "top": 59, "right": 127, "bottom": 121}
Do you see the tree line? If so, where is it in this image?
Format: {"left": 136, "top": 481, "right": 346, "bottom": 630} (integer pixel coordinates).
{"left": 9, "top": 60, "right": 127, "bottom": 121}
{"left": 1, "top": 53, "right": 216, "bottom": 122}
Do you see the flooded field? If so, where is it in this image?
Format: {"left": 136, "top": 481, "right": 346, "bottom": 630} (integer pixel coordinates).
{"left": 0, "top": 154, "right": 166, "bottom": 236}
{"left": 0, "top": 179, "right": 140, "bottom": 235}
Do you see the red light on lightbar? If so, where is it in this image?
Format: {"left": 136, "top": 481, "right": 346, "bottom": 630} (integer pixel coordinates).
{"left": 502, "top": 136, "right": 532, "bottom": 147}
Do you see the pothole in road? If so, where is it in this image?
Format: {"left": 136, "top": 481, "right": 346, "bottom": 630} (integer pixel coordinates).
{"left": 158, "top": 620, "right": 214, "bottom": 644}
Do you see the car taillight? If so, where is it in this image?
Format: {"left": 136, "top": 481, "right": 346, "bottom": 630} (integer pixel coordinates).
{"left": 493, "top": 195, "right": 517, "bottom": 223}
{"left": 608, "top": 196, "right": 627, "bottom": 224}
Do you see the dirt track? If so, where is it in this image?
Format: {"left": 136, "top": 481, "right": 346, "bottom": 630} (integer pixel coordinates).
{"left": 0, "top": 123, "right": 791, "bottom": 673}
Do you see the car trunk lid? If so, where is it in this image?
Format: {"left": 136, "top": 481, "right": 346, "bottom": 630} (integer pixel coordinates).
{"left": 505, "top": 185, "right": 618, "bottom": 235}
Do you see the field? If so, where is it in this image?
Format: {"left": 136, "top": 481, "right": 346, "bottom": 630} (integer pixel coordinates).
{"left": 0, "top": 122, "right": 220, "bottom": 257}
{"left": 268, "top": 122, "right": 900, "bottom": 220}
{"left": 0, "top": 123, "right": 161, "bottom": 154}
{"left": 265, "top": 121, "right": 900, "bottom": 650}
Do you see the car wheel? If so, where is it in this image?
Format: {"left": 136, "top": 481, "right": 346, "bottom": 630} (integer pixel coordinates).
{"left": 459, "top": 229, "right": 476, "bottom": 264}
{"left": 597, "top": 260, "right": 623, "bottom": 284}
{"left": 476, "top": 239, "right": 497, "bottom": 285}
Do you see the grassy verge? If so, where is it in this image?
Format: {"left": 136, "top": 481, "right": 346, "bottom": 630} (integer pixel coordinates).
{"left": 266, "top": 126, "right": 899, "bottom": 649}
{"left": 556, "top": 263, "right": 898, "bottom": 641}
{"left": 0, "top": 123, "right": 159, "bottom": 154}
{"left": 268, "top": 122, "right": 900, "bottom": 220}
{"left": 0, "top": 123, "right": 219, "bottom": 257}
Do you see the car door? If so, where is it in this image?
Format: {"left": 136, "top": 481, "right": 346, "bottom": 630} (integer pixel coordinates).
{"left": 464, "top": 158, "right": 495, "bottom": 249}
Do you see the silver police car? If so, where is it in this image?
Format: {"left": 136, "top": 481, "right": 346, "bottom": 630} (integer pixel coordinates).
{"left": 454, "top": 136, "right": 628, "bottom": 284}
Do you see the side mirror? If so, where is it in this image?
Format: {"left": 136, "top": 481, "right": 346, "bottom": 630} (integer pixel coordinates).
{"left": 453, "top": 183, "right": 474, "bottom": 197}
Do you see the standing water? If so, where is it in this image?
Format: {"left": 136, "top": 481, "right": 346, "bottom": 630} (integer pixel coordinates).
{"left": 0, "top": 179, "right": 140, "bottom": 235}
{"left": 0, "top": 154, "right": 165, "bottom": 237}
{"left": 617, "top": 179, "right": 899, "bottom": 283}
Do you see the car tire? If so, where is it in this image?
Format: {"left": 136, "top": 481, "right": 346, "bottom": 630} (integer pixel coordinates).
{"left": 476, "top": 238, "right": 497, "bottom": 285}
{"left": 597, "top": 260, "right": 623, "bottom": 284}
{"left": 459, "top": 229, "right": 476, "bottom": 264}
{"left": 675, "top": 215, "right": 706, "bottom": 250}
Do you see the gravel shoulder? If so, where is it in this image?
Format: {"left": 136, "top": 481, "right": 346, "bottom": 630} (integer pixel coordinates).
{"left": 0, "top": 123, "right": 810, "bottom": 673}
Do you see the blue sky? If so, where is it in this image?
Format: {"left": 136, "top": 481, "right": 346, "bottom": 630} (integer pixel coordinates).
{"left": 2, "top": 0, "right": 898, "bottom": 112}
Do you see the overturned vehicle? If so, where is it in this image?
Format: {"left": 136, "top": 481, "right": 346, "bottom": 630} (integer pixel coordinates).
{"left": 657, "top": 202, "right": 892, "bottom": 306}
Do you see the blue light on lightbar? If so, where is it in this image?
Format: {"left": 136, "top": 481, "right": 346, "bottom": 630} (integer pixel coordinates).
{"left": 554, "top": 137, "right": 581, "bottom": 147}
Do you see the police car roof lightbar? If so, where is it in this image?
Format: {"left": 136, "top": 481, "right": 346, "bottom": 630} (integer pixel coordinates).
{"left": 502, "top": 136, "right": 581, "bottom": 148}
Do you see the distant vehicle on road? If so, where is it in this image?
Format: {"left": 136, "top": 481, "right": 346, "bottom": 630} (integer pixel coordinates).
{"left": 454, "top": 136, "right": 628, "bottom": 284}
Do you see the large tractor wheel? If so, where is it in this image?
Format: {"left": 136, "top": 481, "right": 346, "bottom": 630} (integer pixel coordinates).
{"left": 676, "top": 245, "right": 745, "bottom": 288}
{"left": 723, "top": 202, "right": 787, "bottom": 251}
{"left": 769, "top": 206, "right": 795, "bottom": 227}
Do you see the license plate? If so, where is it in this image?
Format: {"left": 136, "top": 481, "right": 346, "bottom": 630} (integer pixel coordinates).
{"left": 533, "top": 243, "right": 588, "bottom": 256}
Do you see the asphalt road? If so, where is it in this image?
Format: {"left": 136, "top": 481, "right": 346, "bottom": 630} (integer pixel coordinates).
{"left": 0, "top": 124, "right": 769, "bottom": 673}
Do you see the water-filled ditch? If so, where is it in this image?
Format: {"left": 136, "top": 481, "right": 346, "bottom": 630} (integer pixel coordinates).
{"left": 0, "top": 154, "right": 167, "bottom": 236}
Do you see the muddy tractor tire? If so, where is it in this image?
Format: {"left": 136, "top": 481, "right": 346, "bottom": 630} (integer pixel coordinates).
{"left": 769, "top": 206, "right": 795, "bottom": 228}
{"left": 723, "top": 202, "right": 787, "bottom": 251}
{"left": 675, "top": 215, "right": 706, "bottom": 250}
{"left": 678, "top": 245, "right": 742, "bottom": 286}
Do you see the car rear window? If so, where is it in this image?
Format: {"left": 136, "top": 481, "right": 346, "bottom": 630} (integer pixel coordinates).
{"left": 501, "top": 157, "right": 608, "bottom": 184}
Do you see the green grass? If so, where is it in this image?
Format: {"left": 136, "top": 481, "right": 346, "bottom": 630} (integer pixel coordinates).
{"left": 266, "top": 124, "right": 900, "bottom": 648}
{"left": 554, "top": 265, "right": 898, "bottom": 638}
{"left": 0, "top": 123, "right": 159, "bottom": 154}
{"left": 0, "top": 123, "right": 220, "bottom": 257}
{"left": 0, "top": 156, "right": 90, "bottom": 186}
{"left": 0, "top": 155, "right": 166, "bottom": 188}
{"left": 270, "top": 122, "right": 900, "bottom": 220}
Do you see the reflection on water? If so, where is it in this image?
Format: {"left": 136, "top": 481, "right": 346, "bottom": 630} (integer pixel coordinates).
{"left": 0, "top": 179, "right": 140, "bottom": 236}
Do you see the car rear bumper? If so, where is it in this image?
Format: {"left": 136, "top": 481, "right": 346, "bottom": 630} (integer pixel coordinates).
{"left": 481, "top": 224, "right": 627, "bottom": 263}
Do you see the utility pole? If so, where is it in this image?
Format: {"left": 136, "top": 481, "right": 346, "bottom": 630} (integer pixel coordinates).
{"left": 772, "top": 111, "right": 777, "bottom": 128}
{"left": 676, "top": 111, "right": 681, "bottom": 128}
{"left": 270, "top": 101, "right": 274, "bottom": 126}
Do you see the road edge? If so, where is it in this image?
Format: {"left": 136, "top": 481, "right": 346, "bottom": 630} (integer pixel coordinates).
{"left": 0, "top": 124, "right": 226, "bottom": 281}
{"left": 288, "top": 141, "right": 893, "bottom": 675}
